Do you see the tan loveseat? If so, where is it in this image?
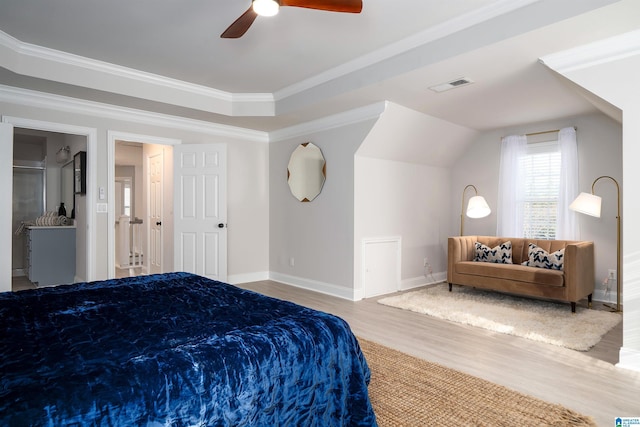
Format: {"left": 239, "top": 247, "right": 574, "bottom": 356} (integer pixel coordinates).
{"left": 447, "top": 236, "right": 595, "bottom": 312}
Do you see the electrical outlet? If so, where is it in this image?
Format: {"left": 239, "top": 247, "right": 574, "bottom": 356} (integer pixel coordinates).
{"left": 289, "top": 257, "right": 295, "bottom": 267}
{"left": 608, "top": 269, "right": 617, "bottom": 280}
{"left": 423, "top": 258, "right": 428, "bottom": 267}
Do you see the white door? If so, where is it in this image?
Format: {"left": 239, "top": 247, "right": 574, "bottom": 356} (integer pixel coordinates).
{"left": 174, "top": 144, "right": 227, "bottom": 282}
{"left": 149, "top": 152, "right": 163, "bottom": 274}
{"left": 0, "top": 123, "right": 14, "bottom": 292}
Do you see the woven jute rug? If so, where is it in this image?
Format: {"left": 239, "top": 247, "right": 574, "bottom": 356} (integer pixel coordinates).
{"left": 359, "top": 338, "right": 597, "bottom": 427}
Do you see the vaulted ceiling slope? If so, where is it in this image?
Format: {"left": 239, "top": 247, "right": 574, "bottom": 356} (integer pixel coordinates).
{"left": 0, "top": 0, "right": 637, "bottom": 133}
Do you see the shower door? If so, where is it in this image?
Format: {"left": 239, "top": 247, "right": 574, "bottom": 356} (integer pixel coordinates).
{"left": 12, "top": 163, "right": 45, "bottom": 274}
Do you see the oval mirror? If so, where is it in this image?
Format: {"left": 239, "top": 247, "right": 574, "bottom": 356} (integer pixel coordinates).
{"left": 287, "top": 142, "right": 326, "bottom": 202}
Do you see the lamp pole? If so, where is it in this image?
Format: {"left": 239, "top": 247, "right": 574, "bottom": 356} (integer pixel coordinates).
{"left": 460, "top": 184, "right": 478, "bottom": 236}
{"left": 592, "top": 176, "right": 622, "bottom": 312}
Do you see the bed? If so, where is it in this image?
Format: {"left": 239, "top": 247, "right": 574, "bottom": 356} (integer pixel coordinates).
{"left": 0, "top": 272, "right": 377, "bottom": 426}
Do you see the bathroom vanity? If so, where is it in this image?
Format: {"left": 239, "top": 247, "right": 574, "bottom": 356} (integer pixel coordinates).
{"left": 25, "top": 226, "right": 76, "bottom": 287}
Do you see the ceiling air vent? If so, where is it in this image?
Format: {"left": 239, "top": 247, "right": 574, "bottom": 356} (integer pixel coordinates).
{"left": 429, "top": 77, "right": 474, "bottom": 93}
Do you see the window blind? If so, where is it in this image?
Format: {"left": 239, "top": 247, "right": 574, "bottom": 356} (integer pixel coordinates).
{"left": 519, "top": 141, "right": 560, "bottom": 239}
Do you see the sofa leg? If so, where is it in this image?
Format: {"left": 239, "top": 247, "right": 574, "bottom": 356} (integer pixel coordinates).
{"left": 588, "top": 294, "right": 593, "bottom": 309}
{"left": 571, "top": 302, "right": 576, "bottom": 313}
{"left": 448, "top": 283, "right": 452, "bottom": 292}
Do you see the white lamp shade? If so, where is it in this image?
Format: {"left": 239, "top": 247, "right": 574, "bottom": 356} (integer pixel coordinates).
{"left": 466, "top": 196, "right": 491, "bottom": 219}
{"left": 253, "top": 0, "right": 279, "bottom": 16}
{"left": 569, "top": 192, "right": 602, "bottom": 218}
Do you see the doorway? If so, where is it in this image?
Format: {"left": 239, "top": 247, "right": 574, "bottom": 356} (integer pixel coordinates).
{"left": 113, "top": 140, "right": 172, "bottom": 279}
{"left": 12, "top": 128, "right": 87, "bottom": 288}
{"left": 0, "top": 116, "right": 97, "bottom": 291}
{"left": 108, "top": 131, "right": 228, "bottom": 283}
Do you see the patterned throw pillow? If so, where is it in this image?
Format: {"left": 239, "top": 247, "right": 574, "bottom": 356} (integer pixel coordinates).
{"left": 521, "top": 243, "right": 564, "bottom": 270}
{"left": 474, "top": 241, "right": 513, "bottom": 264}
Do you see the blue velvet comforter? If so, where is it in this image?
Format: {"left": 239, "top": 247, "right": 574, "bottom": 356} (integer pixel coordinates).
{"left": 0, "top": 272, "right": 377, "bottom": 426}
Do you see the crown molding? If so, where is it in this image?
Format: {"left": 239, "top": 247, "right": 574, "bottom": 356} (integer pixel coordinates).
{"left": 268, "top": 102, "right": 386, "bottom": 142}
{"left": 0, "top": 30, "right": 275, "bottom": 117}
{"left": 0, "top": 84, "right": 384, "bottom": 143}
{"left": 0, "top": 84, "right": 269, "bottom": 142}
{"left": 539, "top": 29, "right": 640, "bottom": 74}
{"left": 4, "top": 31, "right": 230, "bottom": 99}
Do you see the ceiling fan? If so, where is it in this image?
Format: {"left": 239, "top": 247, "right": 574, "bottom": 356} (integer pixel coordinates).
{"left": 221, "top": 0, "right": 363, "bottom": 38}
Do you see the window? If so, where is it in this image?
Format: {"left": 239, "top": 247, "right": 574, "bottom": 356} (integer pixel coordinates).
{"left": 520, "top": 141, "right": 560, "bottom": 239}
{"left": 115, "top": 177, "right": 133, "bottom": 218}
{"left": 497, "top": 127, "right": 577, "bottom": 240}
{"left": 123, "top": 183, "right": 132, "bottom": 217}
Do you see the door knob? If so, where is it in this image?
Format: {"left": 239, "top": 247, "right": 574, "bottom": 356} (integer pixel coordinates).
{"left": 218, "top": 223, "right": 225, "bottom": 228}
{"left": 156, "top": 221, "right": 162, "bottom": 226}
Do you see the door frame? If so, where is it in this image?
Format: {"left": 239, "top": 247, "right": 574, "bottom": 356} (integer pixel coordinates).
{"left": 107, "top": 131, "right": 181, "bottom": 278}
{"left": 2, "top": 115, "right": 98, "bottom": 284}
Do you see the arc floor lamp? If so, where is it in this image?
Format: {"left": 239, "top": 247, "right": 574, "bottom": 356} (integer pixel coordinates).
{"left": 569, "top": 175, "right": 621, "bottom": 312}
{"left": 460, "top": 184, "right": 491, "bottom": 236}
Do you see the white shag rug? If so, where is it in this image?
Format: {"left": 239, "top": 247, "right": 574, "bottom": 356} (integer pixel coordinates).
{"left": 377, "top": 284, "right": 621, "bottom": 351}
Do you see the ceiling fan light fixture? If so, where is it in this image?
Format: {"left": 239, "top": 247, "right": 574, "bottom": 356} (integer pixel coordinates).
{"left": 253, "top": 0, "right": 280, "bottom": 17}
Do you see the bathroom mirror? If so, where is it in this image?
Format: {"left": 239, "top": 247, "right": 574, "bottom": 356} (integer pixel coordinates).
{"left": 287, "top": 142, "right": 326, "bottom": 202}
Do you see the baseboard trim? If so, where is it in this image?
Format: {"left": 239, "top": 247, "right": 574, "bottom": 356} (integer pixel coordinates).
{"left": 400, "top": 272, "right": 447, "bottom": 291}
{"left": 227, "top": 271, "right": 269, "bottom": 285}
{"left": 592, "top": 288, "right": 619, "bottom": 304}
{"left": 617, "top": 346, "right": 640, "bottom": 373}
{"left": 230, "top": 270, "right": 448, "bottom": 299}
{"left": 269, "top": 272, "right": 357, "bottom": 301}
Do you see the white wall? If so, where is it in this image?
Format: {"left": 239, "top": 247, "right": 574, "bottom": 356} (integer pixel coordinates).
{"left": 546, "top": 42, "right": 640, "bottom": 372}
{"left": 269, "top": 120, "right": 377, "bottom": 299}
{"left": 356, "top": 103, "right": 478, "bottom": 167}
{"left": 227, "top": 140, "right": 270, "bottom": 283}
{"left": 353, "top": 103, "right": 475, "bottom": 296}
{"left": 269, "top": 102, "right": 470, "bottom": 299}
{"left": 354, "top": 157, "right": 450, "bottom": 294}
{"left": 0, "top": 124, "right": 12, "bottom": 291}
{"left": 0, "top": 97, "right": 270, "bottom": 283}
{"left": 450, "top": 112, "right": 622, "bottom": 300}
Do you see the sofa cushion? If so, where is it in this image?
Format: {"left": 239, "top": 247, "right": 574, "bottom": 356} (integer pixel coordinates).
{"left": 522, "top": 243, "right": 565, "bottom": 271}
{"left": 474, "top": 241, "right": 513, "bottom": 264}
{"left": 456, "top": 261, "right": 564, "bottom": 287}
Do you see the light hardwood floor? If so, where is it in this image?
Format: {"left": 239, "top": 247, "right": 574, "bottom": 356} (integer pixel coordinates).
{"left": 237, "top": 280, "right": 639, "bottom": 427}
{"left": 11, "top": 276, "right": 639, "bottom": 425}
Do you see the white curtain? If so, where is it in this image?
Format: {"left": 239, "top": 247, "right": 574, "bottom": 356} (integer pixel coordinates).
{"left": 556, "top": 127, "right": 578, "bottom": 239}
{"left": 496, "top": 134, "right": 527, "bottom": 237}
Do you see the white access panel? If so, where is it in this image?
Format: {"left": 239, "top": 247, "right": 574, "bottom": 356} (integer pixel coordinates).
{"left": 362, "top": 236, "right": 401, "bottom": 298}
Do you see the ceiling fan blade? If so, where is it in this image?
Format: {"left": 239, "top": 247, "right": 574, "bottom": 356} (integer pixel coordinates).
{"left": 220, "top": 6, "right": 258, "bottom": 38}
{"left": 280, "top": 0, "right": 362, "bottom": 13}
